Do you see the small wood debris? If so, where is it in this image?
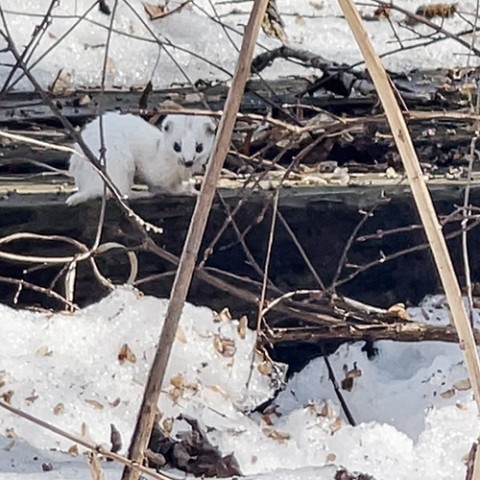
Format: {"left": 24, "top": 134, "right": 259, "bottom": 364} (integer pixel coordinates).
{"left": 148, "top": 414, "right": 242, "bottom": 477}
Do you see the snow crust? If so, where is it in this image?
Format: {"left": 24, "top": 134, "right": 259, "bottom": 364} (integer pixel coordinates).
{"left": 1, "top": 0, "right": 480, "bottom": 92}
{"left": 1, "top": 289, "right": 479, "bottom": 480}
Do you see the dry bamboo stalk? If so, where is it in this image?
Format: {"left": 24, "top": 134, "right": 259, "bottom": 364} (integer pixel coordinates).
{"left": 121, "top": 1, "right": 270, "bottom": 479}
{"left": 338, "top": 0, "right": 480, "bottom": 446}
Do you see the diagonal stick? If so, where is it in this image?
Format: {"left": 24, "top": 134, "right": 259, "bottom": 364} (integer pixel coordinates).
{"left": 121, "top": 1, "right": 270, "bottom": 479}
{"left": 338, "top": 0, "right": 480, "bottom": 427}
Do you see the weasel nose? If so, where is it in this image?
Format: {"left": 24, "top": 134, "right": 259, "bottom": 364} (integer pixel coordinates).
{"left": 184, "top": 160, "right": 194, "bottom": 168}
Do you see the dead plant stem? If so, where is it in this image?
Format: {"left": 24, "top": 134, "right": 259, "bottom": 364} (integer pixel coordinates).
{"left": 121, "top": 2, "right": 270, "bottom": 479}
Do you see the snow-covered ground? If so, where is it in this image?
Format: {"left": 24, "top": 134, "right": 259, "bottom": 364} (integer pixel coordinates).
{"left": 1, "top": 0, "right": 480, "bottom": 91}
{"left": 0, "top": 288, "right": 479, "bottom": 480}
{"left": 1, "top": 2, "right": 480, "bottom": 480}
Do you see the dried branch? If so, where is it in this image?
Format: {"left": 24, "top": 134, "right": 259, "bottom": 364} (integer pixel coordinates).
{"left": 0, "top": 400, "right": 176, "bottom": 480}
{"left": 122, "top": 2, "right": 271, "bottom": 479}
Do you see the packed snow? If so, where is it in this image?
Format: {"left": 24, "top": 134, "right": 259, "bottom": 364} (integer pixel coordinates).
{"left": 1, "top": 0, "right": 480, "bottom": 91}
{"left": 0, "top": 288, "right": 479, "bottom": 480}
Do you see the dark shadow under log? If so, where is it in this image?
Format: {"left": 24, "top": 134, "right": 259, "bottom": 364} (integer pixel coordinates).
{"left": 0, "top": 182, "right": 479, "bottom": 313}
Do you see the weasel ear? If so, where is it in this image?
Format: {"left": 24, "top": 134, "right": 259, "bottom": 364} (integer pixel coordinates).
{"left": 205, "top": 119, "right": 217, "bottom": 136}
{"left": 162, "top": 118, "right": 173, "bottom": 133}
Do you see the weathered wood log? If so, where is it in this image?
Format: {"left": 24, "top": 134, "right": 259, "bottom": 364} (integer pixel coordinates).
{"left": 0, "top": 66, "right": 476, "bottom": 129}
{"left": 268, "top": 322, "right": 480, "bottom": 345}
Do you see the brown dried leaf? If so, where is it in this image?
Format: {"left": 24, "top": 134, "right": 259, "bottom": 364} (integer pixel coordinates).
{"left": 320, "top": 402, "right": 336, "bottom": 419}
{"left": 169, "top": 387, "right": 183, "bottom": 403}
{"left": 237, "top": 316, "right": 248, "bottom": 339}
{"left": 309, "top": 1, "right": 324, "bottom": 9}
{"left": 35, "top": 345, "right": 52, "bottom": 357}
{"left": 5, "top": 427, "right": 19, "bottom": 440}
{"left": 262, "top": 427, "right": 291, "bottom": 442}
{"left": 68, "top": 444, "right": 79, "bottom": 457}
{"left": 341, "top": 376, "right": 354, "bottom": 392}
{"left": 118, "top": 343, "right": 137, "bottom": 364}
{"left": 25, "top": 393, "right": 39, "bottom": 405}
{"left": 143, "top": 2, "right": 167, "bottom": 20}
{"left": 170, "top": 373, "right": 185, "bottom": 389}
{"left": 110, "top": 397, "right": 121, "bottom": 407}
{"left": 454, "top": 378, "right": 471, "bottom": 391}
{"left": 81, "top": 422, "right": 92, "bottom": 441}
{"left": 213, "top": 307, "right": 232, "bottom": 323}
{"left": 294, "top": 15, "right": 306, "bottom": 26}
{"left": 214, "top": 335, "right": 236, "bottom": 357}
{"left": 85, "top": 399, "right": 104, "bottom": 410}
{"left": 207, "top": 384, "right": 229, "bottom": 399}
{"left": 373, "top": 5, "right": 391, "bottom": 19}
{"left": 326, "top": 453, "right": 336, "bottom": 463}
{"left": 1, "top": 390, "right": 14, "bottom": 404}
{"left": 176, "top": 325, "right": 188, "bottom": 343}
{"left": 257, "top": 360, "right": 273, "bottom": 376}
{"left": 440, "top": 388, "right": 456, "bottom": 399}
{"left": 330, "top": 417, "right": 344, "bottom": 434}
{"left": 54, "top": 403, "right": 65, "bottom": 415}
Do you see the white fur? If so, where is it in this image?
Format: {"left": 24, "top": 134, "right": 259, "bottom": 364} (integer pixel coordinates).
{"left": 66, "top": 112, "right": 216, "bottom": 206}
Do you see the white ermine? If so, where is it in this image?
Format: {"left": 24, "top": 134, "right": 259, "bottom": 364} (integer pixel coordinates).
{"left": 66, "top": 111, "right": 216, "bottom": 206}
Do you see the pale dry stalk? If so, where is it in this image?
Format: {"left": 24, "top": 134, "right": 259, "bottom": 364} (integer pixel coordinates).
{"left": 121, "top": 1, "right": 271, "bottom": 479}
{"left": 339, "top": 0, "right": 480, "bottom": 477}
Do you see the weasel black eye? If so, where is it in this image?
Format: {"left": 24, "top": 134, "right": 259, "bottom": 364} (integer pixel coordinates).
{"left": 173, "top": 142, "right": 181, "bottom": 153}
{"left": 196, "top": 143, "right": 203, "bottom": 154}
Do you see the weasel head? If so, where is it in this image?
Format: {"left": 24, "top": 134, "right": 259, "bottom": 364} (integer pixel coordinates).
{"left": 161, "top": 114, "right": 216, "bottom": 170}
